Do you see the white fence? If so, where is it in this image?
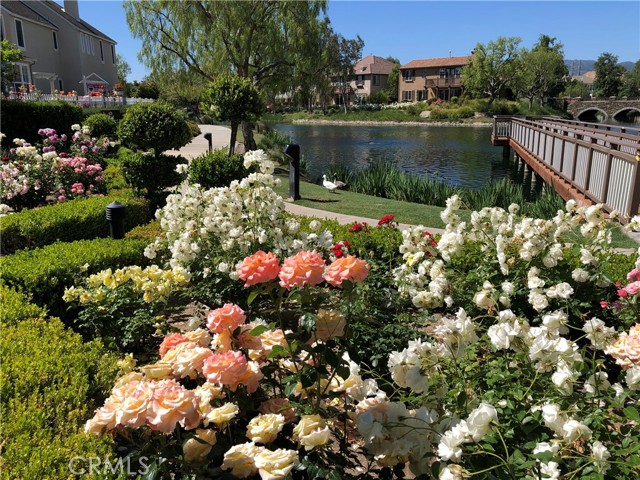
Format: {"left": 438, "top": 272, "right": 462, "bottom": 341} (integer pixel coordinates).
{"left": 3, "top": 93, "right": 154, "bottom": 107}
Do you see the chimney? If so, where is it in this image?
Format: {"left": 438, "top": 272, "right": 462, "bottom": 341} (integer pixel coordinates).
{"left": 64, "top": 0, "right": 80, "bottom": 19}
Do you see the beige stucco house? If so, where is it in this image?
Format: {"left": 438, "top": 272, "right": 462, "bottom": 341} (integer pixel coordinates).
{"left": 399, "top": 56, "right": 471, "bottom": 103}
{"left": 1, "top": 0, "right": 117, "bottom": 94}
{"left": 333, "top": 55, "right": 397, "bottom": 106}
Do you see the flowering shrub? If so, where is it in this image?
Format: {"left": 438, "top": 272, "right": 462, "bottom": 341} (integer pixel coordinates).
{"left": 0, "top": 125, "right": 109, "bottom": 211}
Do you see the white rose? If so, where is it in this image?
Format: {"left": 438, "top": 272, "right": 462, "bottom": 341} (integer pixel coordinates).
{"left": 292, "top": 414, "right": 330, "bottom": 451}
{"left": 466, "top": 402, "right": 498, "bottom": 441}
{"left": 254, "top": 448, "right": 299, "bottom": 480}
{"left": 183, "top": 429, "right": 216, "bottom": 463}
{"left": 246, "top": 413, "right": 285, "bottom": 444}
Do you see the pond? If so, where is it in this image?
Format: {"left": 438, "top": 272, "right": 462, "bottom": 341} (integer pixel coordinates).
{"left": 270, "top": 123, "right": 512, "bottom": 189}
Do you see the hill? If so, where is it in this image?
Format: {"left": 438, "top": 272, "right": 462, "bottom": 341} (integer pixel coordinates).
{"left": 565, "top": 59, "right": 635, "bottom": 75}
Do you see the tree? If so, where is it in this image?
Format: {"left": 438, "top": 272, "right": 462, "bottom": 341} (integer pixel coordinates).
{"left": 462, "top": 36, "right": 522, "bottom": 109}
{"left": 593, "top": 52, "right": 625, "bottom": 97}
{"left": 516, "top": 35, "right": 568, "bottom": 108}
{"left": 124, "top": 0, "right": 327, "bottom": 151}
{"left": 332, "top": 33, "right": 364, "bottom": 113}
{"left": 1, "top": 40, "right": 22, "bottom": 92}
{"left": 116, "top": 53, "right": 131, "bottom": 83}
{"left": 620, "top": 60, "right": 640, "bottom": 97}
{"left": 383, "top": 57, "right": 401, "bottom": 103}
{"left": 206, "top": 75, "right": 264, "bottom": 155}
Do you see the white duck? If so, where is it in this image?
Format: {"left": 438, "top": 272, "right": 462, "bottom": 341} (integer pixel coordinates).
{"left": 322, "top": 174, "right": 338, "bottom": 193}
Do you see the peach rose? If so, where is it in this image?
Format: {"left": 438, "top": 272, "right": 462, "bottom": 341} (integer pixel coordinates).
{"left": 147, "top": 379, "right": 200, "bottom": 434}
{"left": 183, "top": 328, "right": 213, "bottom": 348}
{"left": 159, "top": 333, "right": 189, "bottom": 357}
{"left": 140, "top": 360, "right": 173, "bottom": 380}
{"left": 315, "top": 309, "right": 347, "bottom": 341}
{"left": 237, "top": 322, "right": 265, "bottom": 351}
{"left": 606, "top": 323, "right": 640, "bottom": 369}
{"left": 237, "top": 251, "right": 281, "bottom": 287}
{"left": 117, "top": 380, "right": 154, "bottom": 428}
{"left": 85, "top": 400, "right": 118, "bottom": 435}
{"left": 211, "top": 329, "right": 234, "bottom": 353}
{"left": 202, "top": 350, "right": 248, "bottom": 386}
{"left": 259, "top": 398, "right": 297, "bottom": 423}
{"left": 278, "top": 250, "right": 326, "bottom": 289}
{"left": 183, "top": 429, "right": 216, "bottom": 463}
{"left": 324, "top": 255, "right": 368, "bottom": 287}
{"left": 207, "top": 303, "right": 246, "bottom": 334}
{"left": 170, "top": 343, "right": 213, "bottom": 379}
{"left": 221, "top": 442, "right": 263, "bottom": 478}
{"left": 246, "top": 413, "right": 285, "bottom": 444}
{"left": 237, "top": 360, "right": 264, "bottom": 394}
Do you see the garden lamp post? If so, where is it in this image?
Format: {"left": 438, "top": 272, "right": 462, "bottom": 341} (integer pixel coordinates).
{"left": 105, "top": 201, "right": 126, "bottom": 239}
{"left": 204, "top": 132, "right": 213, "bottom": 152}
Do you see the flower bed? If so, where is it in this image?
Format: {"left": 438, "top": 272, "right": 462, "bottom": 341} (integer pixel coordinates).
{"left": 58, "top": 150, "right": 640, "bottom": 479}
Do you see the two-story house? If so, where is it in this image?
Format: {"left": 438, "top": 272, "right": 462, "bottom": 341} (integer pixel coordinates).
{"left": 350, "top": 55, "right": 396, "bottom": 102}
{"left": 399, "top": 56, "right": 471, "bottom": 103}
{"left": 0, "top": 0, "right": 117, "bottom": 94}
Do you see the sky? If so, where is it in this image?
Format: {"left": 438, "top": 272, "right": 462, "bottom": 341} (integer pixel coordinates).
{"left": 61, "top": 0, "right": 639, "bottom": 82}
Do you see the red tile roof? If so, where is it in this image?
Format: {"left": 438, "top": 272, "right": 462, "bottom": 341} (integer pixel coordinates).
{"left": 400, "top": 56, "right": 471, "bottom": 70}
{"left": 354, "top": 55, "right": 397, "bottom": 75}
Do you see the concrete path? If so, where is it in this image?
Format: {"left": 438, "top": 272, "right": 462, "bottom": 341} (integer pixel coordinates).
{"left": 165, "top": 124, "right": 236, "bottom": 159}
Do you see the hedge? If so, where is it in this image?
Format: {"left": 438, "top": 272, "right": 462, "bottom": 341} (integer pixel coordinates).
{"left": 0, "top": 237, "right": 150, "bottom": 318}
{"left": 0, "top": 285, "right": 47, "bottom": 328}
{"left": 0, "top": 316, "right": 119, "bottom": 479}
{"left": 0, "top": 100, "right": 84, "bottom": 145}
{"left": 1, "top": 194, "right": 152, "bottom": 254}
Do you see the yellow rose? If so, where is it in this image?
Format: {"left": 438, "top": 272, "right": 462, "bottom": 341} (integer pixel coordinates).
{"left": 140, "top": 361, "right": 173, "bottom": 380}
{"left": 315, "top": 309, "right": 346, "bottom": 341}
{"left": 254, "top": 448, "right": 299, "bottom": 480}
{"left": 292, "top": 414, "right": 330, "bottom": 451}
{"left": 206, "top": 402, "right": 239, "bottom": 426}
{"left": 183, "top": 429, "right": 216, "bottom": 463}
{"left": 221, "top": 442, "right": 263, "bottom": 478}
{"left": 246, "top": 413, "right": 285, "bottom": 444}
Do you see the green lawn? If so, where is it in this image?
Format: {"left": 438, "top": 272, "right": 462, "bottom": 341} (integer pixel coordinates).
{"left": 274, "top": 175, "right": 639, "bottom": 250}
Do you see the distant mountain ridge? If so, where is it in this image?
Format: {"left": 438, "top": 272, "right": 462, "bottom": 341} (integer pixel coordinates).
{"left": 565, "top": 59, "right": 635, "bottom": 75}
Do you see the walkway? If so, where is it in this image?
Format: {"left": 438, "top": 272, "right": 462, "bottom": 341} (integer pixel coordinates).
{"left": 165, "top": 124, "right": 236, "bottom": 159}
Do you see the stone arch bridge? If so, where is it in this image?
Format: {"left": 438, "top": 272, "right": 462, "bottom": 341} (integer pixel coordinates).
{"left": 565, "top": 98, "right": 640, "bottom": 121}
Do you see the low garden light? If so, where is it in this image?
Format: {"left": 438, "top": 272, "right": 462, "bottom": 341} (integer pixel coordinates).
{"left": 105, "top": 201, "right": 126, "bottom": 239}
{"left": 283, "top": 143, "right": 300, "bottom": 200}
{"left": 203, "top": 132, "right": 213, "bottom": 152}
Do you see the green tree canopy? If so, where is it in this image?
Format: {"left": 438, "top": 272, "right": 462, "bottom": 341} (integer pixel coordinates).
{"left": 1, "top": 40, "right": 23, "bottom": 92}
{"left": 383, "top": 57, "right": 401, "bottom": 103}
{"left": 462, "top": 36, "right": 522, "bottom": 108}
{"left": 620, "top": 60, "right": 640, "bottom": 98}
{"left": 593, "top": 52, "right": 625, "bottom": 97}
{"left": 115, "top": 53, "right": 131, "bottom": 83}
{"left": 206, "top": 75, "right": 264, "bottom": 155}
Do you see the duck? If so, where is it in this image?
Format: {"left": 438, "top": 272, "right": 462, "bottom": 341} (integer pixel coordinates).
{"left": 333, "top": 176, "right": 347, "bottom": 189}
{"left": 322, "top": 174, "right": 338, "bottom": 193}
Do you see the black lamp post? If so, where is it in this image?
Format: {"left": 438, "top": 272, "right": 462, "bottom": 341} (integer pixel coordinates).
{"left": 105, "top": 201, "right": 126, "bottom": 239}
{"left": 203, "top": 132, "right": 213, "bottom": 152}
{"left": 283, "top": 144, "right": 300, "bottom": 200}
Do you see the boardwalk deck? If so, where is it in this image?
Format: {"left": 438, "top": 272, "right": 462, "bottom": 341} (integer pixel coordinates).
{"left": 492, "top": 116, "right": 640, "bottom": 220}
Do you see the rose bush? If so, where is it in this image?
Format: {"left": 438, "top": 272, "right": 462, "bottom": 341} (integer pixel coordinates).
{"left": 75, "top": 150, "right": 640, "bottom": 479}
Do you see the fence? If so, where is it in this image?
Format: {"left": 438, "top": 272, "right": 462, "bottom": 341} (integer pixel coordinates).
{"left": 3, "top": 93, "right": 154, "bottom": 107}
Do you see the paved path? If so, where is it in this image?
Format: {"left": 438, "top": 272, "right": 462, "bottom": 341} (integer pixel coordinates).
{"left": 172, "top": 125, "right": 638, "bottom": 245}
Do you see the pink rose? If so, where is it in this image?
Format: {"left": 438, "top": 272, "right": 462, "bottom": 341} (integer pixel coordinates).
{"left": 625, "top": 281, "right": 640, "bottom": 296}
{"left": 237, "top": 251, "right": 281, "bottom": 287}
{"left": 117, "top": 380, "right": 154, "bottom": 428}
{"left": 278, "top": 250, "right": 326, "bottom": 290}
{"left": 627, "top": 269, "right": 640, "bottom": 282}
{"left": 237, "top": 361, "right": 264, "bottom": 394}
{"left": 606, "top": 324, "right": 640, "bottom": 369}
{"left": 207, "top": 303, "right": 246, "bottom": 334}
{"left": 323, "top": 255, "right": 369, "bottom": 288}
{"left": 202, "top": 351, "right": 248, "bottom": 387}
{"left": 147, "top": 379, "right": 200, "bottom": 434}
{"left": 159, "top": 333, "right": 189, "bottom": 357}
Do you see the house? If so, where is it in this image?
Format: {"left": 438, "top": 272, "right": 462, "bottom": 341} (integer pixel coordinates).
{"left": 399, "top": 56, "right": 471, "bottom": 103}
{"left": 0, "top": 0, "right": 117, "bottom": 94}
{"left": 334, "top": 55, "right": 396, "bottom": 106}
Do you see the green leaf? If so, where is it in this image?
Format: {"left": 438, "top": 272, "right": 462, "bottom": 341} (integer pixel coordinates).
{"left": 300, "top": 312, "right": 317, "bottom": 333}
{"left": 249, "top": 324, "right": 268, "bottom": 336}
{"left": 247, "top": 289, "right": 260, "bottom": 306}
{"left": 623, "top": 407, "right": 640, "bottom": 423}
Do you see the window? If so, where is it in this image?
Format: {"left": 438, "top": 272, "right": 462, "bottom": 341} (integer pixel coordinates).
{"left": 440, "top": 67, "right": 462, "bottom": 79}
{"left": 80, "top": 33, "right": 85, "bottom": 53}
{"left": 58, "top": 79, "right": 63, "bottom": 91}
{"left": 99, "top": 41, "right": 104, "bottom": 62}
{"left": 111, "top": 44, "right": 115, "bottom": 64}
{"left": 403, "top": 69, "right": 415, "bottom": 82}
{"left": 15, "top": 20, "right": 24, "bottom": 48}
{"left": 402, "top": 90, "right": 413, "bottom": 102}
{"left": 356, "top": 75, "right": 364, "bottom": 87}
{"left": 417, "top": 90, "right": 426, "bottom": 101}
{"left": 89, "top": 35, "right": 94, "bottom": 55}
{"left": 52, "top": 31, "right": 58, "bottom": 50}
{"left": 14, "top": 62, "right": 31, "bottom": 89}
{"left": 373, "top": 75, "right": 380, "bottom": 86}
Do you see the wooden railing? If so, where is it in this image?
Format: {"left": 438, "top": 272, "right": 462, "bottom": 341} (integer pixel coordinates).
{"left": 493, "top": 116, "right": 640, "bottom": 218}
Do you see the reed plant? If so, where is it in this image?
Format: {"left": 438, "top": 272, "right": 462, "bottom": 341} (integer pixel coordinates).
{"left": 326, "top": 162, "right": 566, "bottom": 219}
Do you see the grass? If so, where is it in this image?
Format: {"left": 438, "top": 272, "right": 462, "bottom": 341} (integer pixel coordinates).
{"left": 273, "top": 174, "right": 639, "bottom": 250}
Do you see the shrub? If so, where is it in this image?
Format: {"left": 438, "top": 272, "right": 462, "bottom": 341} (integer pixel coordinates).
{"left": 0, "top": 237, "right": 150, "bottom": 318}
{"left": 135, "top": 79, "right": 160, "bottom": 99}
{"left": 117, "top": 102, "right": 191, "bottom": 155}
{"left": 0, "top": 194, "right": 151, "bottom": 254}
{"left": 125, "top": 219, "right": 162, "bottom": 241}
{"left": 83, "top": 113, "right": 117, "bottom": 138}
{"left": 0, "top": 316, "right": 119, "bottom": 479}
{"left": 0, "top": 285, "right": 46, "bottom": 327}
{"left": 186, "top": 120, "right": 201, "bottom": 138}
{"left": 120, "top": 151, "right": 184, "bottom": 205}
{"left": 188, "top": 149, "right": 247, "bottom": 189}
{"left": 0, "top": 100, "right": 83, "bottom": 144}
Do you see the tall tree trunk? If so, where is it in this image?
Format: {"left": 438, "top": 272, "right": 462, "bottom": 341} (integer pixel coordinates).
{"left": 242, "top": 121, "right": 257, "bottom": 152}
{"left": 229, "top": 122, "right": 238, "bottom": 156}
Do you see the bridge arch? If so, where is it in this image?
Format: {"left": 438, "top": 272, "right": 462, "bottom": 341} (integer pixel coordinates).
{"left": 576, "top": 108, "right": 608, "bottom": 122}
{"left": 612, "top": 107, "right": 640, "bottom": 122}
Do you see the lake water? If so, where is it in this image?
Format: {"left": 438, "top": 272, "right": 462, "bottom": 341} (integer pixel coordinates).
{"left": 270, "top": 123, "right": 511, "bottom": 189}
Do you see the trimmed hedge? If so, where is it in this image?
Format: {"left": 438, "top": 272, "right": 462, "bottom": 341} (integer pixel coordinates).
{"left": 0, "top": 237, "right": 150, "bottom": 318}
{"left": 0, "top": 194, "right": 152, "bottom": 254}
{"left": 1, "top": 316, "right": 119, "bottom": 479}
{"left": 125, "top": 219, "right": 162, "bottom": 241}
{"left": 188, "top": 149, "right": 247, "bottom": 189}
{"left": 83, "top": 113, "right": 117, "bottom": 138}
{"left": 0, "top": 100, "right": 84, "bottom": 145}
{"left": 0, "top": 285, "right": 47, "bottom": 327}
